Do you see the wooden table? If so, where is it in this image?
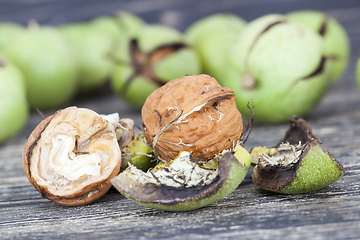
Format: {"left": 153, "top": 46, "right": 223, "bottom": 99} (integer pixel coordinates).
{"left": 1, "top": 0, "right": 360, "bottom": 239}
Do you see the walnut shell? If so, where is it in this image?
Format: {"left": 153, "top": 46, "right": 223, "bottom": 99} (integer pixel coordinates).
{"left": 22, "top": 106, "right": 121, "bottom": 206}
{"left": 141, "top": 74, "right": 243, "bottom": 162}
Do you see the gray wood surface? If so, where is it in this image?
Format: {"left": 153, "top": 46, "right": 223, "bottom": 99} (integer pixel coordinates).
{"left": 1, "top": 0, "right": 360, "bottom": 239}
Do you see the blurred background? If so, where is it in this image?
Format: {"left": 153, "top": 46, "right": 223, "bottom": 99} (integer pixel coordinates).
{"left": 1, "top": 0, "right": 360, "bottom": 31}
{"left": 1, "top": 0, "right": 359, "bottom": 89}
{"left": 1, "top": 0, "right": 360, "bottom": 148}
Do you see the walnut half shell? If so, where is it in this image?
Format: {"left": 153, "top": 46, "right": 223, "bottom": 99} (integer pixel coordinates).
{"left": 22, "top": 106, "right": 122, "bottom": 206}
{"left": 141, "top": 74, "right": 243, "bottom": 162}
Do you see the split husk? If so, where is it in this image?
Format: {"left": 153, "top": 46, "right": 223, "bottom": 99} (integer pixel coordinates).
{"left": 251, "top": 116, "right": 345, "bottom": 194}
{"left": 112, "top": 74, "right": 250, "bottom": 211}
{"left": 111, "top": 144, "right": 251, "bottom": 211}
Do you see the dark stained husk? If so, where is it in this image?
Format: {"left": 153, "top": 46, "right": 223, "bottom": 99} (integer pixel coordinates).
{"left": 251, "top": 116, "right": 345, "bottom": 194}
{"left": 111, "top": 149, "right": 250, "bottom": 211}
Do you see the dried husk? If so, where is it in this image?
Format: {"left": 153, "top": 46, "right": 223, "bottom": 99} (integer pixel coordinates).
{"left": 111, "top": 146, "right": 251, "bottom": 212}
{"left": 251, "top": 116, "right": 345, "bottom": 194}
{"left": 141, "top": 74, "right": 243, "bottom": 162}
{"left": 22, "top": 106, "right": 121, "bottom": 206}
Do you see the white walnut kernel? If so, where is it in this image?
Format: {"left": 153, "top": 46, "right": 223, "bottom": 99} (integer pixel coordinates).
{"left": 22, "top": 106, "right": 122, "bottom": 206}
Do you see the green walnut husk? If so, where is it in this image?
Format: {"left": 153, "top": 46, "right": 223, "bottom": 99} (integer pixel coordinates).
{"left": 61, "top": 12, "right": 145, "bottom": 95}
{"left": 185, "top": 13, "right": 247, "bottom": 80}
{"left": 90, "top": 16, "right": 123, "bottom": 41}
{"left": 90, "top": 11, "right": 145, "bottom": 41}
{"left": 251, "top": 116, "right": 345, "bottom": 194}
{"left": 0, "top": 22, "right": 24, "bottom": 50}
{"left": 121, "top": 133, "right": 156, "bottom": 171}
{"left": 60, "top": 22, "right": 115, "bottom": 94}
{"left": 113, "top": 11, "right": 146, "bottom": 38}
{"left": 110, "top": 24, "right": 201, "bottom": 109}
{"left": 0, "top": 56, "right": 29, "bottom": 143}
{"left": 221, "top": 14, "right": 332, "bottom": 124}
{"left": 111, "top": 142, "right": 251, "bottom": 212}
{"left": 287, "top": 10, "right": 350, "bottom": 83}
{"left": 5, "top": 22, "right": 77, "bottom": 110}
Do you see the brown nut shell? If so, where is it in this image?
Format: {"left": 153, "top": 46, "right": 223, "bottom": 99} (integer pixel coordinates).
{"left": 141, "top": 74, "right": 243, "bottom": 162}
{"left": 22, "top": 106, "right": 122, "bottom": 206}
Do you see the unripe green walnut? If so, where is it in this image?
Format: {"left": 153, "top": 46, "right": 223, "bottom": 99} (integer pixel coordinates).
{"left": 222, "top": 14, "right": 331, "bottom": 124}
{"left": 0, "top": 56, "right": 28, "bottom": 143}
{"left": 60, "top": 23, "right": 115, "bottom": 94}
{"left": 251, "top": 116, "right": 344, "bottom": 194}
{"left": 90, "top": 16, "right": 123, "bottom": 40}
{"left": 185, "top": 13, "right": 247, "bottom": 79}
{"left": 0, "top": 22, "right": 23, "bottom": 50}
{"left": 6, "top": 22, "right": 77, "bottom": 110}
{"left": 90, "top": 12, "right": 146, "bottom": 51}
{"left": 111, "top": 24, "right": 201, "bottom": 109}
{"left": 287, "top": 10, "right": 350, "bottom": 83}
{"left": 61, "top": 13, "right": 145, "bottom": 95}
{"left": 113, "top": 11, "right": 146, "bottom": 38}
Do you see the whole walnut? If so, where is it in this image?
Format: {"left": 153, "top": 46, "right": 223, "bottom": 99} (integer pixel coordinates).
{"left": 141, "top": 74, "right": 243, "bottom": 162}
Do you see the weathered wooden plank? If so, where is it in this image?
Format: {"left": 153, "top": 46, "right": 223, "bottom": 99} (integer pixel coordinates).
{"left": 1, "top": 149, "right": 359, "bottom": 239}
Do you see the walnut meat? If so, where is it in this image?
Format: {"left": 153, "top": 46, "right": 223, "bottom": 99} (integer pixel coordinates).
{"left": 141, "top": 74, "right": 243, "bottom": 162}
{"left": 22, "top": 106, "right": 122, "bottom": 206}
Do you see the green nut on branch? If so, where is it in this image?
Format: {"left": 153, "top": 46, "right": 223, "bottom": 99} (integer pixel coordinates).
{"left": 110, "top": 24, "right": 202, "bottom": 109}
{"left": 221, "top": 14, "right": 332, "bottom": 124}
{"left": 251, "top": 116, "right": 345, "bottom": 194}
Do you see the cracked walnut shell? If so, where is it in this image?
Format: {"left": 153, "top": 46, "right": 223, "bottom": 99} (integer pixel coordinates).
{"left": 22, "top": 106, "right": 122, "bottom": 206}
{"left": 141, "top": 74, "right": 243, "bottom": 162}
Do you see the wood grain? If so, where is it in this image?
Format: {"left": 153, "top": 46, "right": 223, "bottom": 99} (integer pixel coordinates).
{"left": 1, "top": 0, "right": 360, "bottom": 239}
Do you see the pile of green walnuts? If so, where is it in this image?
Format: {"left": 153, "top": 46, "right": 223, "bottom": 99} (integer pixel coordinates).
{"left": 0, "top": 9, "right": 353, "bottom": 144}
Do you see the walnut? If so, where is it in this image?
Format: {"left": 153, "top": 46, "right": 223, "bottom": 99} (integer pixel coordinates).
{"left": 22, "top": 107, "right": 123, "bottom": 206}
{"left": 141, "top": 74, "right": 243, "bottom": 162}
